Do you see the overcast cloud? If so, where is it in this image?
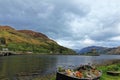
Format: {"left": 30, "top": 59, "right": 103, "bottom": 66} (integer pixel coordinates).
{"left": 0, "top": 0, "right": 120, "bottom": 49}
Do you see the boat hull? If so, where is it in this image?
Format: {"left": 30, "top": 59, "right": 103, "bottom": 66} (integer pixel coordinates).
{"left": 56, "top": 72, "right": 101, "bottom": 80}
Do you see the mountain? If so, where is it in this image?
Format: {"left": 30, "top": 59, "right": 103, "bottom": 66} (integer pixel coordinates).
{"left": 74, "top": 49, "right": 80, "bottom": 53}
{"left": 105, "top": 47, "right": 120, "bottom": 55}
{"left": 78, "top": 46, "right": 120, "bottom": 55}
{"left": 79, "top": 46, "right": 107, "bottom": 54}
{"left": 0, "top": 25, "right": 76, "bottom": 54}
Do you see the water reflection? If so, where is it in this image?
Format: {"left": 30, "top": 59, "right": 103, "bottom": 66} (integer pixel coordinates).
{"left": 0, "top": 55, "right": 57, "bottom": 80}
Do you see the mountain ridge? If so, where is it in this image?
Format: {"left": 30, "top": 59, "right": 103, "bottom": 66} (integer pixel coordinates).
{"left": 0, "top": 25, "right": 15, "bottom": 31}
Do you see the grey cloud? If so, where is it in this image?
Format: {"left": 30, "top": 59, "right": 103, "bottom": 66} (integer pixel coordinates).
{"left": 90, "top": 15, "right": 120, "bottom": 41}
{"left": 1, "top": 0, "right": 120, "bottom": 49}
{"left": 0, "top": 0, "right": 89, "bottom": 39}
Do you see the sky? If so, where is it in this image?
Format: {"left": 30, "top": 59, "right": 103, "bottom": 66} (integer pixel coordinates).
{"left": 0, "top": 0, "right": 120, "bottom": 49}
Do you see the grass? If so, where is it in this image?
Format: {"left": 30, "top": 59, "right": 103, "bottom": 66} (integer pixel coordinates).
{"left": 98, "top": 63, "right": 120, "bottom": 80}
{"left": 33, "top": 63, "right": 120, "bottom": 80}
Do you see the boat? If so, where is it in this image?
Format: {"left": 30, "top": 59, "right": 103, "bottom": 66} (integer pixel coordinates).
{"left": 56, "top": 65, "right": 102, "bottom": 80}
{"left": 107, "top": 71, "right": 120, "bottom": 76}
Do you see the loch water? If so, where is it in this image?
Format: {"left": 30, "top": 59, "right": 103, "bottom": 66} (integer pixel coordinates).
{"left": 0, "top": 55, "right": 120, "bottom": 80}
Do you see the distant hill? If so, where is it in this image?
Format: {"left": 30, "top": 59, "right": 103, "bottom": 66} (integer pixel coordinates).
{"left": 78, "top": 46, "right": 107, "bottom": 54}
{"left": 0, "top": 25, "right": 76, "bottom": 54}
{"left": 74, "top": 49, "right": 80, "bottom": 53}
{"left": 78, "top": 46, "right": 120, "bottom": 55}
{"left": 105, "top": 47, "right": 120, "bottom": 55}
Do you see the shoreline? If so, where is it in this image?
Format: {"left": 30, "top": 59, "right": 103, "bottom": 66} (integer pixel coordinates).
{"left": 0, "top": 50, "right": 120, "bottom": 57}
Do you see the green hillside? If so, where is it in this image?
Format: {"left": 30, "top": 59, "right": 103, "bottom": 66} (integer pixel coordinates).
{"left": 0, "top": 26, "right": 76, "bottom": 54}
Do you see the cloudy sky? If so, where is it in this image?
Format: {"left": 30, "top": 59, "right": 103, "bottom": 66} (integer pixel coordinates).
{"left": 0, "top": 0, "right": 120, "bottom": 49}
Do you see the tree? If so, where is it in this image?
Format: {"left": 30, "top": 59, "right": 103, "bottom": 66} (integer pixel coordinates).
{"left": 0, "top": 37, "right": 6, "bottom": 45}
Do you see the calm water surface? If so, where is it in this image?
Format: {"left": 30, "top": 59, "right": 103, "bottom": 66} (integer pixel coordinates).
{"left": 0, "top": 55, "right": 120, "bottom": 80}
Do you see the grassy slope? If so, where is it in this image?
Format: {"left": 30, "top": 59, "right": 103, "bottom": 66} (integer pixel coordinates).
{"left": 0, "top": 27, "right": 75, "bottom": 54}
